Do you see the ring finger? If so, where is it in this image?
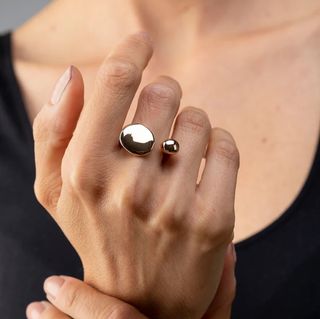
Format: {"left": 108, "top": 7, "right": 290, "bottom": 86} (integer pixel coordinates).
{"left": 163, "top": 106, "right": 212, "bottom": 190}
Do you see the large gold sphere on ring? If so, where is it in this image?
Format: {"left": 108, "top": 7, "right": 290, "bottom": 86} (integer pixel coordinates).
{"left": 119, "top": 123, "right": 155, "bottom": 156}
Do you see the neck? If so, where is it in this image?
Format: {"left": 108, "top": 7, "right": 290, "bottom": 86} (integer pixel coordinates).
{"left": 17, "top": 0, "right": 320, "bottom": 64}
{"left": 73, "top": 0, "right": 320, "bottom": 35}
{"left": 72, "top": 0, "right": 320, "bottom": 50}
{"left": 129, "top": 0, "right": 320, "bottom": 34}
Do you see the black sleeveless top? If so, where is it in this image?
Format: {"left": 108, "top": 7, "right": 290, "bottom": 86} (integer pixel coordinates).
{"left": 0, "top": 32, "right": 320, "bottom": 319}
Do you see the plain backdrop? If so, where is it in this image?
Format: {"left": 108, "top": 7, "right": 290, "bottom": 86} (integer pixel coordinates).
{"left": 0, "top": 0, "right": 49, "bottom": 33}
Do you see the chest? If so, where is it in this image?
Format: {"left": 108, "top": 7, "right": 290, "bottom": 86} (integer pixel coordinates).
{"left": 131, "top": 40, "right": 320, "bottom": 242}
{"left": 15, "top": 39, "right": 320, "bottom": 243}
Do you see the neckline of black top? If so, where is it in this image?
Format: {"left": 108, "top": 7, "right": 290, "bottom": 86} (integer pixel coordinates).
{"left": 1, "top": 31, "right": 319, "bottom": 251}
{"left": 0, "top": 32, "right": 34, "bottom": 146}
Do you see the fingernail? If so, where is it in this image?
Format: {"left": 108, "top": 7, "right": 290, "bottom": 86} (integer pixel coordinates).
{"left": 44, "top": 276, "right": 65, "bottom": 299}
{"left": 26, "top": 302, "right": 46, "bottom": 319}
{"left": 50, "top": 66, "right": 73, "bottom": 105}
{"left": 232, "top": 242, "right": 237, "bottom": 263}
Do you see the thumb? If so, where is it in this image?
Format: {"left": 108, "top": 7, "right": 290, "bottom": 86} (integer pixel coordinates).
{"left": 42, "top": 275, "right": 148, "bottom": 319}
{"left": 33, "top": 65, "right": 84, "bottom": 213}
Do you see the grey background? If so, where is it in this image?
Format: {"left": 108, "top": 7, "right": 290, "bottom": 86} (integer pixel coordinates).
{"left": 0, "top": 0, "right": 49, "bottom": 33}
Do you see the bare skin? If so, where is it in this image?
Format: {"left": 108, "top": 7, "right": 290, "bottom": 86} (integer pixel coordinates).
{"left": 12, "top": 0, "right": 320, "bottom": 243}
{"left": 26, "top": 243, "right": 236, "bottom": 319}
{"left": 28, "top": 30, "right": 240, "bottom": 318}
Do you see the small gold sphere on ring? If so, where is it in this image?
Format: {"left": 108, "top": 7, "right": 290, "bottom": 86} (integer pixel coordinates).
{"left": 161, "top": 139, "right": 179, "bottom": 154}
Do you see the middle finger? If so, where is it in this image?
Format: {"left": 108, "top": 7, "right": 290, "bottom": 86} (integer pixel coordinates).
{"left": 129, "top": 75, "right": 182, "bottom": 165}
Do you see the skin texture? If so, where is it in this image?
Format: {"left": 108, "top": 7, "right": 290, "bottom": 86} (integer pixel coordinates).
{"left": 26, "top": 243, "right": 236, "bottom": 319}
{"left": 31, "top": 32, "right": 239, "bottom": 319}
{"left": 9, "top": 0, "right": 319, "bottom": 317}
{"left": 13, "top": 0, "right": 320, "bottom": 243}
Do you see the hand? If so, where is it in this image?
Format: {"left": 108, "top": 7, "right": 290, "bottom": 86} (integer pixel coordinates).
{"left": 27, "top": 277, "right": 148, "bottom": 319}
{"left": 33, "top": 31, "right": 240, "bottom": 319}
{"left": 26, "top": 243, "right": 236, "bottom": 319}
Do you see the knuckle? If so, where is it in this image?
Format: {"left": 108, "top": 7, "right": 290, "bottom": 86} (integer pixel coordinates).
{"left": 193, "top": 222, "right": 234, "bottom": 250}
{"left": 49, "top": 131, "right": 72, "bottom": 149}
{"left": 131, "top": 189, "right": 152, "bottom": 221}
{"left": 212, "top": 207, "right": 235, "bottom": 241}
{"left": 66, "top": 160, "right": 107, "bottom": 204}
{"left": 176, "top": 107, "right": 210, "bottom": 134}
{"left": 32, "top": 111, "right": 47, "bottom": 143}
{"left": 214, "top": 138, "right": 240, "bottom": 168}
{"left": 157, "top": 75, "right": 183, "bottom": 97}
{"left": 110, "top": 166, "right": 153, "bottom": 214}
{"left": 214, "top": 219, "right": 235, "bottom": 243}
{"left": 151, "top": 202, "right": 186, "bottom": 232}
{"left": 33, "top": 178, "right": 60, "bottom": 211}
{"left": 193, "top": 199, "right": 235, "bottom": 247}
{"left": 67, "top": 168, "right": 86, "bottom": 194}
{"left": 117, "top": 176, "right": 152, "bottom": 221}
{"left": 216, "top": 214, "right": 235, "bottom": 243}
{"left": 140, "top": 83, "right": 177, "bottom": 111}
{"left": 192, "top": 220, "right": 217, "bottom": 244}
{"left": 155, "top": 214, "right": 183, "bottom": 232}
{"left": 218, "top": 204, "right": 236, "bottom": 237}
{"left": 100, "top": 58, "right": 140, "bottom": 89}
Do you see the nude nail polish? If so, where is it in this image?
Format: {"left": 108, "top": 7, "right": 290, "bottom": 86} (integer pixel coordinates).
{"left": 44, "top": 276, "right": 65, "bottom": 299}
{"left": 50, "top": 66, "right": 73, "bottom": 105}
{"left": 26, "top": 302, "right": 45, "bottom": 319}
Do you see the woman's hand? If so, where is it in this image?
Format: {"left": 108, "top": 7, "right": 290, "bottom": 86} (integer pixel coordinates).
{"left": 27, "top": 277, "right": 148, "bottom": 319}
{"left": 33, "top": 31, "right": 240, "bottom": 319}
{"left": 26, "top": 244, "right": 236, "bottom": 319}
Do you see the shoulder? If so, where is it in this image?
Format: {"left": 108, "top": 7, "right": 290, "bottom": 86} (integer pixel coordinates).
{"left": 7, "top": 5, "right": 73, "bottom": 123}
{"left": 4, "top": 1, "right": 111, "bottom": 123}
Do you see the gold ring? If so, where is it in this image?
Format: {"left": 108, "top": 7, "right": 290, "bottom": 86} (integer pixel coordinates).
{"left": 119, "top": 123, "right": 180, "bottom": 156}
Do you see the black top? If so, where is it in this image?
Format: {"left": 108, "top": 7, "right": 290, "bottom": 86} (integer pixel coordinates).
{"left": 0, "top": 32, "right": 320, "bottom": 319}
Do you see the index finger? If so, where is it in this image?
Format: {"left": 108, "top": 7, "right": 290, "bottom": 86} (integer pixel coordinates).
{"left": 73, "top": 31, "right": 153, "bottom": 156}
